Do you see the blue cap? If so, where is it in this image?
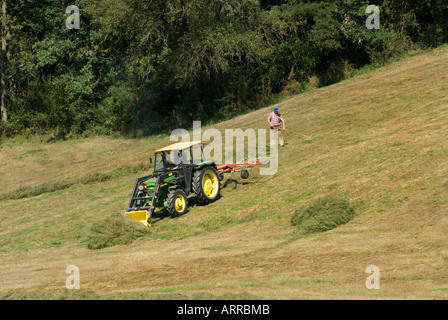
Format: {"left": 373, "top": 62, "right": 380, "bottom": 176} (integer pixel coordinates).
{"left": 274, "top": 106, "right": 280, "bottom": 112}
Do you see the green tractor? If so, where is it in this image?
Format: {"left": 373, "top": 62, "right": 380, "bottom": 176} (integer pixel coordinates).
{"left": 125, "top": 141, "right": 221, "bottom": 226}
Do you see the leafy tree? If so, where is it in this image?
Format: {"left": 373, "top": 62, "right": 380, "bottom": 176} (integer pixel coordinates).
{"left": 1, "top": 0, "right": 447, "bottom": 137}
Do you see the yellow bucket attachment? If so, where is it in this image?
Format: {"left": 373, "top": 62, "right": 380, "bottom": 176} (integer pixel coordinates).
{"left": 125, "top": 210, "right": 151, "bottom": 227}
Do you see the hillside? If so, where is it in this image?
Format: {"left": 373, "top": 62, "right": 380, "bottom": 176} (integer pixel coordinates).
{"left": 0, "top": 46, "right": 448, "bottom": 300}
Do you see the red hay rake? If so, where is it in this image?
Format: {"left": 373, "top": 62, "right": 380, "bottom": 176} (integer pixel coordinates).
{"left": 215, "top": 157, "right": 273, "bottom": 180}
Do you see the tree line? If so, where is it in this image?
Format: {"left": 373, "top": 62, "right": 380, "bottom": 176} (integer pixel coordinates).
{"left": 1, "top": 0, "right": 447, "bottom": 138}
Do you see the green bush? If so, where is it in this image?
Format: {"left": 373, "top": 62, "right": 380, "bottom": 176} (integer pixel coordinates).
{"left": 291, "top": 194, "right": 355, "bottom": 235}
{"left": 86, "top": 213, "right": 151, "bottom": 249}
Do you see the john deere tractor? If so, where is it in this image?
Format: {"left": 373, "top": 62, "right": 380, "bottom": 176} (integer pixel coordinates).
{"left": 125, "top": 141, "right": 221, "bottom": 226}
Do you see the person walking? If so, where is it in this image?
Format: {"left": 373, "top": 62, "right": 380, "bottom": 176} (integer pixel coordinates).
{"left": 267, "top": 106, "right": 286, "bottom": 147}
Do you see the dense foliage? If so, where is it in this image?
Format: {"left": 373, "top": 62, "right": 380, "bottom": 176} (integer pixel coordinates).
{"left": 1, "top": 0, "right": 446, "bottom": 137}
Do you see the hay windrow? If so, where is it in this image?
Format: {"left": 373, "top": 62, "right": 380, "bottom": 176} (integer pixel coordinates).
{"left": 0, "top": 162, "right": 151, "bottom": 201}
{"left": 291, "top": 194, "right": 356, "bottom": 235}
{"left": 0, "top": 288, "right": 101, "bottom": 300}
{"left": 0, "top": 289, "right": 260, "bottom": 300}
{"left": 86, "top": 212, "right": 150, "bottom": 249}
{"left": 0, "top": 179, "right": 75, "bottom": 200}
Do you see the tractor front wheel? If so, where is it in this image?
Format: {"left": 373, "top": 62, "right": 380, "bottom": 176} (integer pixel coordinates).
{"left": 193, "top": 166, "right": 221, "bottom": 205}
{"left": 167, "top": 188, "right": 188, "bottom": 217}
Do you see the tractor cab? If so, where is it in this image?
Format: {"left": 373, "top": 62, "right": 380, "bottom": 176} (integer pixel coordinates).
{"left": 153, "top": 141, "right": 205, "bottom": 173}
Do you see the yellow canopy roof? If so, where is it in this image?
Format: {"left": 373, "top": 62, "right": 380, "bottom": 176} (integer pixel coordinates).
{"left": 155, "top": 140, "right": 203, "bottom": 153}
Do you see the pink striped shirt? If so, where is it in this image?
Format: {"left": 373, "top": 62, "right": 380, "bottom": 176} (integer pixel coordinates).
{"left": 267, "top": 112, "right": 285, "bottom": 126}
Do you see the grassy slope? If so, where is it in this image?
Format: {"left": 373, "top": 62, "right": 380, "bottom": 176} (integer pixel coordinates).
{"left": 1, "top": 46, "right": 448, "bottom": 299}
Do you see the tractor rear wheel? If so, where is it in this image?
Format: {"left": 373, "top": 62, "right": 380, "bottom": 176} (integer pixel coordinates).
{"left": 167, "top": 188, "right": 188, "bottom": 217}
{"left": 193, "top": 166, "right": 221, "bottom": 204}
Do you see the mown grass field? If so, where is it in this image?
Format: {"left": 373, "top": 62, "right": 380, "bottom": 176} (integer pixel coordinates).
{"left": 1, "top": 46, "right": 448, "bottom": 299}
